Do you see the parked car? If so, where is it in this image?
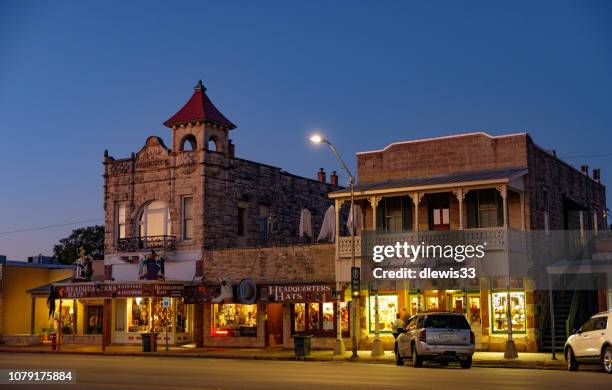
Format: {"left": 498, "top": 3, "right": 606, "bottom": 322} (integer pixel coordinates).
{"left": 564, "top": 310, "right": 612, "bottom": 374}
{"left": 395, "top": 312, "right": 475, "bottom": 369}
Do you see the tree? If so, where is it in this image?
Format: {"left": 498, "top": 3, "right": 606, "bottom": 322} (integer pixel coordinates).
{"left": 53, "top": 225, "right": 104, "bottom": 264}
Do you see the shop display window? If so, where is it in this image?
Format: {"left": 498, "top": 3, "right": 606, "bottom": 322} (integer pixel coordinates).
{"left": 128, "top": 298, "right": 150, "bottom": 332}
{"left": 491, "top": 291, "right": 526, "bottom": 333}
{"left": 54, "top": 301, "right": 75, "bottom": 335}
{"left": 176, "top": 299, "right": 187, "bottom": 333}
{"left": 409, "top": 295, "right": 420, "bottom": 315}
{"left": 86, "top": 305, "right": 103, "bottom": 335}
{"left": 425, "top": 296, "right": 439, "bottom": 312}
{"left": 467, "top": 296, "right": 481, "bottom": 325}
{"left": 291, "top": 302, "right": 349, "bottom": 336}
{"left": 151, "top": 298, "right": 173, "bottom": 333}
{"left": 368, "top": 294, "right": 398, "bottom": 333}
{"left": 212, "top": 304, "right": 257, "bottom": 337}
{"left": 450, "top": 295, "right": 464, "bottom": 313}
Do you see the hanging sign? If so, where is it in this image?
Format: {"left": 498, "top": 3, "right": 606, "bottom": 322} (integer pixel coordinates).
{"left": 258, "top": 283, "right": 337, "bottom": 303}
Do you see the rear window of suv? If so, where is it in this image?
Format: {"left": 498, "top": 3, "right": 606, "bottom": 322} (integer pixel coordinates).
{"left": 424, "top": 315, "right": 470, "bottom": 329}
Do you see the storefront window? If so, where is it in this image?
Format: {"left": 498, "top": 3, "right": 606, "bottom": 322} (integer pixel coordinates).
{"left": 410, "top": 295, "right": 420, "bottom": 315}
{"left": 291, "top": 302, "right": 349, "bottom": 336}
{"left": 450, "top": 294, "right": 465, "bottom": 313}
{"left": 492, "top": 292, "right": 526, "bottom": 333}
{"left": 151, "top": 298, "right": 172, "bottom": 333}
{"left": 54, "top": 300, "right": 75, "bottom": 335}
{"left": 467, "top": 295, "right": 481, "bottom": 325}
{"left": 212, "top": 304, "right": 257, "bottom": 337}
{"left": 425, "top": 296, "right": 439, "bottom": 312}
{"left": 294, "top": 303, "right": 306, "bottom": 331}
{"left": 86, "top": 305, "right": 103, "bottom": 335}
{"left": 368, "top": 294, "right": 398, "bottom": 333}
{"left": 128, "top": 298, "right": 149, "bottom": 332}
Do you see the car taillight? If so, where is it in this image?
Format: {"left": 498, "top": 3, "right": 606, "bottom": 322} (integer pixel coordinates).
{"left": 470, "top": 331, "right": 475, "bottom": 344}
{"left": 419, "top": 329, "right": 426, "bottom": 342}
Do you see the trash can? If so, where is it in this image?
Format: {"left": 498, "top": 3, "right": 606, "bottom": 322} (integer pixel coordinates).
{"left": 293, "top": 335, "right": 313, "bottom": 359}
{"left": 141, "top": 333, "right": 158, "bottom": 352}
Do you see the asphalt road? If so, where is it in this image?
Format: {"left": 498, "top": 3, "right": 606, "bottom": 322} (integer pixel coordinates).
{"left": 0, "top": 353, "right": 608, "bottom": 390}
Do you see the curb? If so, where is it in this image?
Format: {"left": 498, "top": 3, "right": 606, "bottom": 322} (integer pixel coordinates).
{"left": 0, "top": 349, "right": 595, "bottom": 371}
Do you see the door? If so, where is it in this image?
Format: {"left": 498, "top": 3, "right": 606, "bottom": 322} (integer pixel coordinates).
{"left": 429, "top": 193, "right": 450, "bottom": 230}
{"left": 266, "top": 304, "right": 283, "bottom": 347}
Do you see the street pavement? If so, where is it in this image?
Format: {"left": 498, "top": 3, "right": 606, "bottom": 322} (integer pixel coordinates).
{"left": 0, "top": 353, "right": 609, "bottom": 389}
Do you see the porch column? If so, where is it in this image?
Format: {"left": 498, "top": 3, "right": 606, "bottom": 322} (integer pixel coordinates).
{"left": 410, "top": 192, "right": 424, "bottom": 232}
{"left": 334, "top": 199, "right": 342, "bottom": 245}
{"left": 497, "top": 185, "right": 508, "bottom": 228}
{"left": 452, "top": 188, "right": 466, "bottom": 230}
{"left": 520, "top": 191, "right": 526, "bottom": 230}
{"left": 368, "top": 196, "right": 382, "bottom": 231}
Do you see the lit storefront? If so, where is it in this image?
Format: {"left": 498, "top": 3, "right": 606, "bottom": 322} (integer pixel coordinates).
{"left": 212, "top": 304, "right": 257, "bottom": 337}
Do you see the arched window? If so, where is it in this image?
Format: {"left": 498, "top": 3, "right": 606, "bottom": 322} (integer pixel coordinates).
{"left": 180, "top": 134, "right": 197, "bottom": 151}
{"left": 207, "top": 136, "right": 218, "bottom": 152}
{"left": 138, "top": 200, "right": 171, "bottom": 237}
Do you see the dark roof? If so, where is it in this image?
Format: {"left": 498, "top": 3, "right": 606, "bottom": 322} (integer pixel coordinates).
{"left": 27, "top": 277, "right": 73, "bottom": 294}
{"left": 163, "top": 80, "right": 236, "bottom": 129}
{"left": 330, "top": 167, "right": 528, "bottom": 196}
{"left": 0, "top": 259, "right": 76, "bottom": 270}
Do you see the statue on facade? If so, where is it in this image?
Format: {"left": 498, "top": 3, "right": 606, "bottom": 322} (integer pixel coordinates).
{"left": 212, "top": 277, "right": 233, "bottom": 303}
{"left": 138, "top": 250, "right": 166, "bottom": 280}
{"left": 74, "top": 247, "right": 93, "bottom": 281}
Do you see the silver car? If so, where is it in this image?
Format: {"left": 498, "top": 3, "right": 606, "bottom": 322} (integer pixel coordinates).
{"left": 395, "top": 312, "right": 475, "bottom": 368}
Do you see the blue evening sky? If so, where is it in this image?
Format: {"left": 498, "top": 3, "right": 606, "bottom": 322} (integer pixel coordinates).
{"left": 0, "top": 1, "right": 610, "bottom": 259}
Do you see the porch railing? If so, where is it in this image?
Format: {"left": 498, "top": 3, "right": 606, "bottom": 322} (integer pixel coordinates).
{"left": 116, "top": 235, "right": 177, "bottom": 252}
{"left": 337, "top": 227, "right": 514, "bottom": 258}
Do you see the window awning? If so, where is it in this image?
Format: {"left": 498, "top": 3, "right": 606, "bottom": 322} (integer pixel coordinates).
{"left": 329, "top": 167, "right": 528, "bottom": 198}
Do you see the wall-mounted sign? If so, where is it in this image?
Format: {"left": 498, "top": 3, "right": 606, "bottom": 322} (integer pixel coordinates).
{"left": 258, "top": 283, "right": 337, "bottom": 303}
{"left": 236, "top": 278, "right": 257, "bottom": 304}
{"left": 184, "top": 284, "right": 220, "bottom": 304}
{"left": 54, "top": 283, "right": 185, "bottom": 299}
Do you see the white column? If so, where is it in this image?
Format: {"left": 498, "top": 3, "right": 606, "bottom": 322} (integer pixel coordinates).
{"left": 368, "top": 196, "right": 384, "bottom": 356}
{"left": 410, "top": 192, "right": 424, "bottom": 232}
{"left": 334, "top": 199, "right": 346, "bottom": 355}
{"left": 452, "top": 188, "right": 466, "bottom": 230}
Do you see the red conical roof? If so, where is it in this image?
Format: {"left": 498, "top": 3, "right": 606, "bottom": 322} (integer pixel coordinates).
{"left": 163, "top": 80, "right": 236, "bottom": 129}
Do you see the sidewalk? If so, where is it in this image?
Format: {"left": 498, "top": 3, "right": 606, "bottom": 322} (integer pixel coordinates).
{"left": 0, "top": 343, "right": 593, "bottom": 371}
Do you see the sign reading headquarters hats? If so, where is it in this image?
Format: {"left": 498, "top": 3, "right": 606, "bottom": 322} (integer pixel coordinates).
{"left": 236, "top": 278, "right": 257, "bottom": 304}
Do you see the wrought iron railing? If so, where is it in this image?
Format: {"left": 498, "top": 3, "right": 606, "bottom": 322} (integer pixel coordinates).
{"left": 116, "top": 235, "right": 176, "bottom": 252}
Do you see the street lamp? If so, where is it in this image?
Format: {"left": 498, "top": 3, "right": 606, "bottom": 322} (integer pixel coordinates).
{"left": 310, "top": 133, "right": 358, "bottom": 359}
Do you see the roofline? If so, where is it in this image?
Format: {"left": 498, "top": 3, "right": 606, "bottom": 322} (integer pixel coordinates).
{"left": 0, "top": 260, "right": 76, "bottom": 269}
{"left": 355, "top": 131, "right": 527, "bottom": 155}
{"left": 329, "top": 169, "right": 527, "bottom": 199}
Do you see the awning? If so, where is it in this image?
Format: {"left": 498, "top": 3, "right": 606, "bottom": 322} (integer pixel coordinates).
{"left": 329, "top": 167, "right": 527, "bottom": 198}
{"left": 27, "top": 277, "right": 73, "bottom": 296}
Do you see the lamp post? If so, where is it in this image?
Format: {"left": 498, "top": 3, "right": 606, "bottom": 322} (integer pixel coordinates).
{"left": 311, "top": 134, "right": 358, "bottom": 359}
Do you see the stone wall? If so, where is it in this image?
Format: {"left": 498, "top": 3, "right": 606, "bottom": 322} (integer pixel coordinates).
{"left": 357, "top": 132, "right": 529, "bottom": 183}
{"left": 203, "top": 243, "right": 335, "bottom": 283}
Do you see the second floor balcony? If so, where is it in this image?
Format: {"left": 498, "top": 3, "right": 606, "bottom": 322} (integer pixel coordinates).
{"left": 117, "top": 235, "right": 177, "bottom": 253}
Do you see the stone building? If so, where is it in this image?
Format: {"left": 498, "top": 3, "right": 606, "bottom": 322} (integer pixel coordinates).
{"left": 330, "top": 132, "right": 608, "bottom": 353}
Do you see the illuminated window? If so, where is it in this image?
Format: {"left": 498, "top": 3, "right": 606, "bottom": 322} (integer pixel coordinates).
{"left": 491, "top": 292, "right": 526, "bottom": 333}
{"left": 212, "top": 304, "right": 257, "bottom": 337}
{"left": 467, "top": 295, "right": 481, "bottom": 325}
{"left": 291, "top": 302, "right": 349, "bottom": 336}
{"left": 128, "top": 297, "right": 150, "bottom": 332}
{"left": 425, "top": 296, "right": 439, "bottom": 312}
{"left": 138, "top": 201, "right": 171, "bottom": 238}
{"left": 182, "top": 196, "right": 194, "bottom": 240}
{"left": 115, "top": 203, "right": 126, "bottom": 242}
{"left": 368, "top": 294, "right": 399, "bottom": 333}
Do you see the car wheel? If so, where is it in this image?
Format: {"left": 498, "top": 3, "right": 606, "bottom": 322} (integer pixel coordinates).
{"left": 566, "top": 347, "right": 579, "bottom": 372}
{"left": 602, "top": 346, "right": 612, "bottom": 374}
{"left": 460, "top": 356, "right": 472, "bottom": 369}
{"left": 411, "top": 345, "right": 423, "bottom": 367}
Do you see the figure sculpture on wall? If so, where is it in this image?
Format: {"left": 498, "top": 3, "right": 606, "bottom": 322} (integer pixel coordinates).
{"left": 138, "top": 250, "right": 166, "bottom": 280}
{"left": 74, "top": 247, "right": 93, "bottom": 281}
{"left": 212, "top": 277, "right": 233, "bottom": 303}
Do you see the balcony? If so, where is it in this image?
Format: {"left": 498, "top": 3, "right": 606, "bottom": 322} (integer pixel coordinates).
{"left": 337, "top": 227, "right": 520, "bottom": 258}
{"left": 117, "top": 235, "right": 177, "bottom": 253}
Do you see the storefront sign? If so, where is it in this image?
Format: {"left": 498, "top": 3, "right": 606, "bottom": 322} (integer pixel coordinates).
{"left": 184, "top": 284, "right": 220, "bottom": 304}
{"left": 259, "top": 283, "right": 336, "bottom": 303}
{"left": 54, "top": 283, "right": 185, "bottom": 299}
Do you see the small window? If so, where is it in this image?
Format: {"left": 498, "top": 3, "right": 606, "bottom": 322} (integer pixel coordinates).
{"left": 180, "top": 134, "right": 197, "bottom": 151}
{"left": 182, "top": 196, "right": 194, "bottom": 240}
{"left": 207, "top": 136, "right": 218, "bottom": 152}
{"left": 115, "top": 203, "right": 126, "bottom": 242}
{"left": 237, "top": 206, "right": 246, "bottom": 237}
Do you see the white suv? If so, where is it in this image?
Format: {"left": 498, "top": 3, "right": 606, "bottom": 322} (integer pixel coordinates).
{"left": 564, "top": 310, "right": 612, "bottom": 373}
{"left": 396, "top": 312, "right": 475, "bottom": 369}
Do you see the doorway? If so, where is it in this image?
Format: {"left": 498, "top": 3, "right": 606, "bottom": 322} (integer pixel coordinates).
{"left": 265, "top": 304, "right": 283, "bottom": 347}
{"left": 428, "top": 193, "right": 450, "bottom": 230}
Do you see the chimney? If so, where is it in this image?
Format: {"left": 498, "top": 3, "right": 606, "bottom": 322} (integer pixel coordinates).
{"left": 228, "top": 139, "right": 235, "bottom": 157}
{"left": 330, "top": 170, "right": 338, "bottom": 186}
{"left": 581, "top": 165, "right": 589, "bottom": 176}
{"left": 593, "top": 168, "right": 601, "bottom": 183}
{"left": 317, "top": 168, "right": 326, "bottom": 183}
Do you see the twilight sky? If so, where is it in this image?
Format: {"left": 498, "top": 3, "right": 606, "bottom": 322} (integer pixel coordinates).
{"left": 0, "top": 1, "right": 611, "bottom": 260}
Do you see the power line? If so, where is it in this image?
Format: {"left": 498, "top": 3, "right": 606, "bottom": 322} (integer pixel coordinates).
{"left": 0, "top": 218, "right": 104, "bottom": 235}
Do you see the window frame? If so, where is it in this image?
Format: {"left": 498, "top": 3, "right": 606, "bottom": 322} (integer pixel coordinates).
{"left": 181, "top": 196, "right": 194, "bottom": 241}
{"left": 290, "top": 302, "right": 350, "bottom": 337}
